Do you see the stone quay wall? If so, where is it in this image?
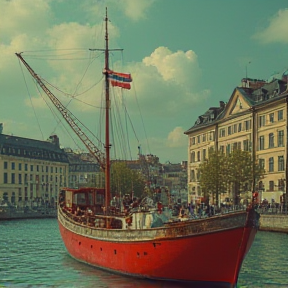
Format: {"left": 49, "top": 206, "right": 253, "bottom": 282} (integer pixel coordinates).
{"left": 259, "top": 214, "right": 288, "bottom": 233}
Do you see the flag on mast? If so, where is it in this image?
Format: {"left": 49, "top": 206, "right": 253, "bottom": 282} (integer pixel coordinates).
{"left": 107, "top": 70, "right": 132, "bottom": 90}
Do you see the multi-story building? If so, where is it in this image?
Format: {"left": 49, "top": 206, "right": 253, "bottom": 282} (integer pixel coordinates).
{"left": 66, "top": 150, "right": 104, "bottom": 188}
{"left": 185, "top": 74, "right": 288, "bottom": 204}
{"left": 0, "top": 130, "right": 69, "bottom": 207}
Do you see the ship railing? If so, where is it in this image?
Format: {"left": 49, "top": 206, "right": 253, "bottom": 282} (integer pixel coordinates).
{"left": 60, "top": 205, "right": 128, "bottom": 229}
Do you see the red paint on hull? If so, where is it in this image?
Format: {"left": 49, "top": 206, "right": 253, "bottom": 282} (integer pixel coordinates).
{"left": 58, "top": 219, "right": 257, "bottom": 286}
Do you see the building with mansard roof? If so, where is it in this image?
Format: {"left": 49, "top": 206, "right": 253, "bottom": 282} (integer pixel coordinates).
{"left": 185, "top": 72, "right": 288, "bottom": 205}
{"left": 0, "top": 129, "right": 69, "bottom": 207}
{"left": 65, "top": 149, "right": 104, "bottom": 189}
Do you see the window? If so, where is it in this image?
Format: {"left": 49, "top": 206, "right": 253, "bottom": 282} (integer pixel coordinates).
{"left": 268, "top": 133, "right": 274, "bottom": 148}
{"left": 220, "top": 146, "right": 224, "bottom": 153}
{"left": 278, "top": 156, "right": 284, "bottom": 171}
{"left": 18, "top": 174, "right": 22, "bottom": 184}
{"left": 209, "top": 132, "right": 214, "bottom": 141}
{"left": 278, "top": 130, "right": 284, "bottom": 147}
{"left": 226, "top": 144, "right": 231, "bottom": 154}
{"left": 190, "top": 170, "right": 195, "bottom": 182}
{"left": 269, "top": 181, "right": 274, "bottom": 191}
{"left": 259, "top": 115, "right": 265, "bottom": 127}
{"left": 11, "top": 162, "right": 15, "bottom": 170}
{"left": 18, "top": 163, "right": 22, "bottom": 170}
{"left": 197, "top": 151, "right": 200, "bottom": 161}
{"left": 278, "top": 179, "right": 285, "bottom": 191}
{"left": 4, "top": 161, "right": 8, "bottom": 169}
{"left": 259, "top": 159, "right": 265, "bottom": 170}
{"left": 269, "top": 113, "right": 274, "bottom": 123}
{"left": 25, "top": 164, "right": 28, "bottom": 171}
{"left": 220, "top": 129, "right": 225, "bottom": 137}
{"left": 30, "top": 165, "right": 33, "bottom": 172}
{"left": 46, "top": 166, "right": 49, "bottom": 173}
{"left": 238, "top": 123, "right": 242, "bottom": 132}
{"left": 202, "top": 149, "right": 206, "bottom": 161}
{"left": 269, "top": 157, "right": 274, "bottom": 172}
{"left": 197, "top": 135, "right": 201, "bottom": 144}
{"left": 11, "top": 173, "right": 15, "bottom": 184}
{"left": 233, "top": 142, "right": 238, "bottom": 151}
{"left": 196, "top": 170, "right": 200, "bottom": 181}
{"left": 259, "top": 181, "right": 264, "bottom": 190}
{"left": 228, "top": 126, "right": 232, "bottom": 135}
{"left": 4, "top": 173, "right": 8, "bottom": 183}
{"left": 237, "top": 142, "right": 241, "bottom": 150}
{"left": 190, "top": 137, "right": 195, "bottom": 146}
{"left": 233, "top": 124, "right": 237, "bottom": 134}
{"left": 244, "top": 120, "right": 251, "bottom": 130}
{"left": 278, "top": 110, "right": 283, "bottom": 121}
{"left": 191, "top": 152, "right": 195, "bottom": 163}
{"left": 243, "top": 140, "right": 249, "bottom": 151}
{"left": 37, "top": 165, "right": 39, "bottom": 172}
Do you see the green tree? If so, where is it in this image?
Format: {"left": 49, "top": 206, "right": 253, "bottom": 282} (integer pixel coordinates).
{"left": 226, "top": 149, "right": 265, "bottom": 204}
{"left": 198, "top": 148, "right": 265, "bottom": 206}
{"left": 110, "top": 162, "right": 146, "bottom": 199}
{"left": 198, "top": 149, "right": 227, "bottom": 206}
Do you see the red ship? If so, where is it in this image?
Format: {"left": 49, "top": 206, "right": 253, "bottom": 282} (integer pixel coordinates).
{"left": 16, "top": 8, "right": 260, "bottom": 288}
{"left": 57, "top": 187, "right": 259, "bottom": 288}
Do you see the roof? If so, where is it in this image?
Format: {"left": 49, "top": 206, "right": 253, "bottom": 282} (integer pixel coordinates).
{"left": 0, "top": 134, "right": 68, "bottom": 163}
{"left": 185, "top": 78, "right": 288, "bottom": 135}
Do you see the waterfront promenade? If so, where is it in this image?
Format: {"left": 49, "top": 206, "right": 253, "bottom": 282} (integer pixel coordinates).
{"left": 0, "top": 206, "right": 57, "bottom": 220}
{"left": 257, "top": 207, "right": 288, "bottom": 233}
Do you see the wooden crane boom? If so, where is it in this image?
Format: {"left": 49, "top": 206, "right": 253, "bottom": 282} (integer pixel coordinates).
{"left": 16, "top": 52, "right": 106, "bottom": 170}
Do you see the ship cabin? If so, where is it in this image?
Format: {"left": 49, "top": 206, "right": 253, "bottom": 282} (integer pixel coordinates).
{"left": 59, "top": 187, "right": 158, "bottom": 230}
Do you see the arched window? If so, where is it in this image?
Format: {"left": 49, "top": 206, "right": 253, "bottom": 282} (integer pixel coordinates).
{"left": 269, "top": 133, "right": 274, "bottom": 148}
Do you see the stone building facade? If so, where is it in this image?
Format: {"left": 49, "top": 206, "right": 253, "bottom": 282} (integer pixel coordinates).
{"left": 185, "top": 75, "right": 288, "bottom": 204}
{"left": 0, "top": 133, "right": 69, "bottom": 207}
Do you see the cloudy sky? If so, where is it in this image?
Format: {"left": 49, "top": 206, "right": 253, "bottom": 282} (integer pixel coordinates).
{"left": 1, "top": 0, "right": 288, "bottom": 164}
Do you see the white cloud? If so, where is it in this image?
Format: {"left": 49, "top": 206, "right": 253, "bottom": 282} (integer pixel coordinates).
{"left": 119, "top": 0, "right": 155, "bottom": 21}
{"left": 0, "top": 0, "right": 51, "bottom": 43}
{"left": 143, "top": 47, "right": 199, "bottom": 85}
{"left": 86, "top": 0, "right": 154, "bottom": 22}
{"left": 120, "top": 46, "right": 208, "bottom": 117}
{"left": 253, "top": 9, "right": 288, "bottom": 44}
{"left": 167, "top": 127, "right": 187, "bottom": 148}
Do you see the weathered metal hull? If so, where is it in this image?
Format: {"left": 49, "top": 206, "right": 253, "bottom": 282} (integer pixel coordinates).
{"left": 58, "top": 207, "right": 259, "bottom": 287}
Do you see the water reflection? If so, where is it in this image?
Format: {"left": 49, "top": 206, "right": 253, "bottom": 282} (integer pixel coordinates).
{"left": 61, "top": 253, "right": 232, "bottom": 288}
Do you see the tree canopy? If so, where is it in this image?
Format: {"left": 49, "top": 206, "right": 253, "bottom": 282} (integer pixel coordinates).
{"left": 198, "top": 148, "right": 265, "bottom": 205}
{"left": 110, "top": 161, "right": 146, "bottom": 199}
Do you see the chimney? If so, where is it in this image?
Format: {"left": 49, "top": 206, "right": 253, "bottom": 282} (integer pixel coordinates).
{"left": 49, "top": 135, "right": 60, "bottom": 147}
{"left": 219, "top": 101, "right": 225, "bottom": 108}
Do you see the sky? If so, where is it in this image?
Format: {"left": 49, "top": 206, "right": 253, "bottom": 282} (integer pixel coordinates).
{"left": 1, "top": 0, "right": 288, "bottom": 164}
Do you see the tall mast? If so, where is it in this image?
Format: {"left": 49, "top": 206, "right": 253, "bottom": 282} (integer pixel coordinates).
{"left": 104, "top": 7, "right": 111, "bottom": 213}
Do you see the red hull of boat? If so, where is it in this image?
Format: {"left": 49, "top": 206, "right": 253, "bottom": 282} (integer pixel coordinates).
{"left": 58, "top": 216, "right": 257, "bottom": 287}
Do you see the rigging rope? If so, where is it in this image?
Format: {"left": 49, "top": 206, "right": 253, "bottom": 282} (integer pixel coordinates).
{"left": 17, "top": 57, "right": 44, "bottom": 140}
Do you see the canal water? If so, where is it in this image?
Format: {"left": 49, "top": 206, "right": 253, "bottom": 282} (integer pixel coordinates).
{"left": 0, "top": 218, "right": 287, "bottom": 288}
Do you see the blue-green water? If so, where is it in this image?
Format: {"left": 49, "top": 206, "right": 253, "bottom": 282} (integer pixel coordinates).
{"left": 0, "top": 219, "right": 287, "bottom": 288}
